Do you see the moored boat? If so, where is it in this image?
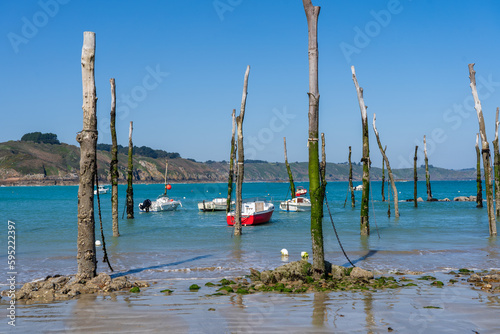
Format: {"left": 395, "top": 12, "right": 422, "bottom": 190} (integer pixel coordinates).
{"left": 94, "top": 185, "right": 109, "bottom": 195}
{"left": 139, "top": 195, "right": 182, "bottom": 212}
{"left": 227, "top": 198, "right": 274, "bottom": 226}
{"left": 279, "top": 196, "right": 311, "bottom": 212}
{"left": 198, "top": 198, "right": 231, "bottom": 212}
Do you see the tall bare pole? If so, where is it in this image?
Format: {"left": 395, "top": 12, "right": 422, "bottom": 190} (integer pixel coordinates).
{"left": 234, "top": 65, "right": 250, "bottom": 236}
{"left": 381, "top": 146, "right": 386, "bottom": 202}
{"left": 493, "top": 107, "right": 500, "bottom": 217}
{"left": 424, "top": 135, "right": 432, "bottom": 201}
{"left": 109, "top": 78, "right": 119, "bottom": 237}
{"left": 351, "top": 66, "right": 370, "bottom": 234}
{"left": 348, "top": 146, "right": 355, "bottom": 207}
{"left": 76, "top": 31, "right": 97, "bottom": 280}
{"left": 284, "top": 137, "right": 296, "bottom": 199}
{"left": 373, "top": 114, "right": 399, "bottom": 218}
{"left": 469, "top": 63, "right": 496, "bottom": 236}
{"left": 413, "top": 145, "right": 418, "bottom": 207}
{"left": 126, "top": 121, "right": 134, "bottom": 219}
{"left": 303, "top": 0, "right": 325, "bottom": 278}
{"left": 476, "top": 134, "right": 483, "bottom": 208}
{"left": 227, "top": 109, "right": 237, "bottom": 213}
{"left": 163, "top": 160, "right": 169, "bottom": 196}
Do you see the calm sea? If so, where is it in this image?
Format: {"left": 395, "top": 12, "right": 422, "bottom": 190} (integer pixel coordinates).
{"left": 0, "top": 180, "right": 498, "bottom": 286}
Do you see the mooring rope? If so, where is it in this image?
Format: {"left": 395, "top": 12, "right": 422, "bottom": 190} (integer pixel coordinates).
{"left": 95, "top": 173, "right": 114, "bottom": 272}
{"left": 324, "top": 193, "right": 356, "bottom": 267}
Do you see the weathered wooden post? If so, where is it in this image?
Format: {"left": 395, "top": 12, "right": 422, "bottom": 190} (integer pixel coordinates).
{"left": 234, "top": 65, "right": 250, "bottom": 236}
{"left": 109, "top": 78, "right": 119, "bottom": 237}
{"left": 226, "top": 109, "right": 236, "bottom": 213}
{"left": 351, "top": 66, "right": 370, "bottom": 234}
{"left": 284, "top": 137, "right": 296, "bottom": 199}
{"left": 424, "top": 135, "right": 433, "bottom": 201}
{"left": 126, "top": 121, "right": 134, "bottom": 219}
{"left": 372, "top": 114, "right": 399, "bottom": 217}
{"left": 303, "top": 0, "right": 325, "bottom": 278}
{"left": 348, "top": 146, "right": 355, "bottom": 207}
{"left": 414, "top": 145, "right": 418, "bottom": 207}
{"left": 381, "top": 146, "right": 386, "bottom": 202}
{"left": 76, "top": 31, "right": 97, "bottom": 280}
{"left": 476, "top": 133, "right": 483, "bottom": 208}
{"left": 493, "top": 107, "right": 500, "bottom": 216}
{"left": 469, "top": 63, "right": 496, "bottom": 236}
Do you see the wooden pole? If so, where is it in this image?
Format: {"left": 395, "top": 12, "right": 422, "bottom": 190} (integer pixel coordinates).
{"left": 234, "top": 65, "right": 250, "bottom": 236}
{"left": 284, "top": 137, "right": 296, "bottom": 199}
{"left": 163, "top": 160, "right": 169, "bottom": 196}
{"left": 414, "top": 145, "right": 418, "bottom": 207}
{"left": 303, "top": 0, "right": 325, "bottom": 278}
{"left": 76, "top": 31, "right": 97, "bottom": 280}
{"left": 424, "top": 135, "right": 432, "bottom": 201}
{"left": 381, "top": 146, "right": 386, "bottom": 202}
{"left": 227, "top": 109, "right": 236, "bottom": 213}
{"left": 351, "top": 66, "right": 370, "bottom": 234}
{"left": 348, "top": 146, "right": 355, "bottom": 207}
{"left": 469, "top": 63, "right": 496, "bottom": 236}
{"left": 109, "top": 78, "right": 119, "bottom": 237}
{"left": 493, "top": 107, "right": 500, "bottom": 217}
{"left": 476, "top": 134, "right": 483, "bottom": 208}
{"left": 372, "top": 114, "right": 399, "bottom": 218}
{"left": 126, "top": 121, "right": 134, "bottom": 219}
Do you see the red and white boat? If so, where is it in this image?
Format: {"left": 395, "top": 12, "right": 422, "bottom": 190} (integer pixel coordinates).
{"left": 227, "top": 198, "right": 275, "bottom": 226}
{"left": 295, "top": 186, "right": 308, "bottom": 197}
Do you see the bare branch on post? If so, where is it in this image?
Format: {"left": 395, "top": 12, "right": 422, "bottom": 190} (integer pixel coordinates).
{"left": 348, "top": 146, "right": 355, "bottom": 207}
{"left": 227, "top": 109, "right": 237, "bottom": 213}
{"left": 234, "top": 65, "right": 250, "bottom": 236}
{"left": 372, "top": 114, "right": 399, "bottom": 218}
{"left": 76, "top": 31, "right": 97, "bottom": 280}
{"left": 351, "top": 66, "right": 370, "bottom": 234}
{"left": 414, "top": 145, "right": 418, "bottom": 207}
{"left": 284, "top": 137, "right": 296, "bottom": 199}
{"left": 493, "top": 107, "right": 500, "bottom": 217}
{"left": 469, "top": 63, "right": 496, "bottom": 236}
{"left": 476, "top": 133, "right": 483, "bottom": 208}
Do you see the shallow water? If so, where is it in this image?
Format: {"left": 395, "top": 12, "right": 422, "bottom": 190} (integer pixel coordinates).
{"left": 0, "top": 181, "right": 498, "bottom": 285}
{"left": 0, "top": 180, "right": 499, "bottom": 333}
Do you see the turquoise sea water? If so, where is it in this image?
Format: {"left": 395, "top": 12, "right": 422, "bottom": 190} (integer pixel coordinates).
{"left": 0, "top": 180, "right": 498, "bottom": 286}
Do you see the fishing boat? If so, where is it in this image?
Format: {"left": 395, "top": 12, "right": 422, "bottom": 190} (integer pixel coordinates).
{"left": 295, "top": 186, "right": 307, "bottom": 197}
{"left": 279, "top": 196, "right": 311, "bottom": 212}
{"left": 226, "top": 198, "right": 274, "bottom": 226}
{"left": 138, "top": 160, "right": 182, "bottom": 212}
{"left": 198, "top": 198, "right": 231, "bottom": 212}
{"left": 94, "top": 185, "right": 109, "bottom": 195}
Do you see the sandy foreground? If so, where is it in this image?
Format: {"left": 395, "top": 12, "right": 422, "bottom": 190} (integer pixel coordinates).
{"left": 1, "top": 271, "right": 499, "bottom": 334}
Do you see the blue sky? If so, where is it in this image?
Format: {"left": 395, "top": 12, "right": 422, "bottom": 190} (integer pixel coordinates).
{"left": 2, "top": 0, "right": 500, "bottom": 170}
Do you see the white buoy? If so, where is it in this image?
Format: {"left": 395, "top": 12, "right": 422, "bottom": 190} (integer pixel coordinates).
{"left": 281, "top": 248, "right": 288, "bottom": 256}
{"left": 301, "top": 251, "right": 309, "bottom": 259}
{"left": 95, "top": 240, "right": 102, "bottom": 247}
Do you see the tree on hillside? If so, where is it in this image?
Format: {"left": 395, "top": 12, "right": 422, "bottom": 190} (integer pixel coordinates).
{"left": 21, "top": 132, "right": 60, "bottom": 145}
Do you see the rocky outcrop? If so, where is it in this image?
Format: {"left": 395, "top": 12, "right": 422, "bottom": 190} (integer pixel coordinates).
{"left": 1, "top": 273, "right": 149, "bottom": 302}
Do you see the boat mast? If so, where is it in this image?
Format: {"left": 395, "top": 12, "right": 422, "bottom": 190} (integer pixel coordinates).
{"left": 163, "top": 160, "right": 169, "bottom": 196}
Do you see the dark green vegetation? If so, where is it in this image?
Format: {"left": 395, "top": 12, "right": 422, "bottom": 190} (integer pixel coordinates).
{"left": 0, "top": 140, "right": 479, "bottom": 185}
{"left": 21, "top": 132, "right": 60, "bottom": 145}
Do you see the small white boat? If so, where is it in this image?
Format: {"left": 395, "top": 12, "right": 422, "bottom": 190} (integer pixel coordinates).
{"left": 353, "top": 185, "right": 363, "bottom": 191}
{"left": 279, "top": 196, "right": 312, "bottom": 212}
{"left": 94, "top": 185, "right": 109, "bottom": 195}
{"left": 139, "top": 195, "right": 182, "bottom": 212}
{"left": 198, "top": 198, "right": 231, "bottom": 212}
